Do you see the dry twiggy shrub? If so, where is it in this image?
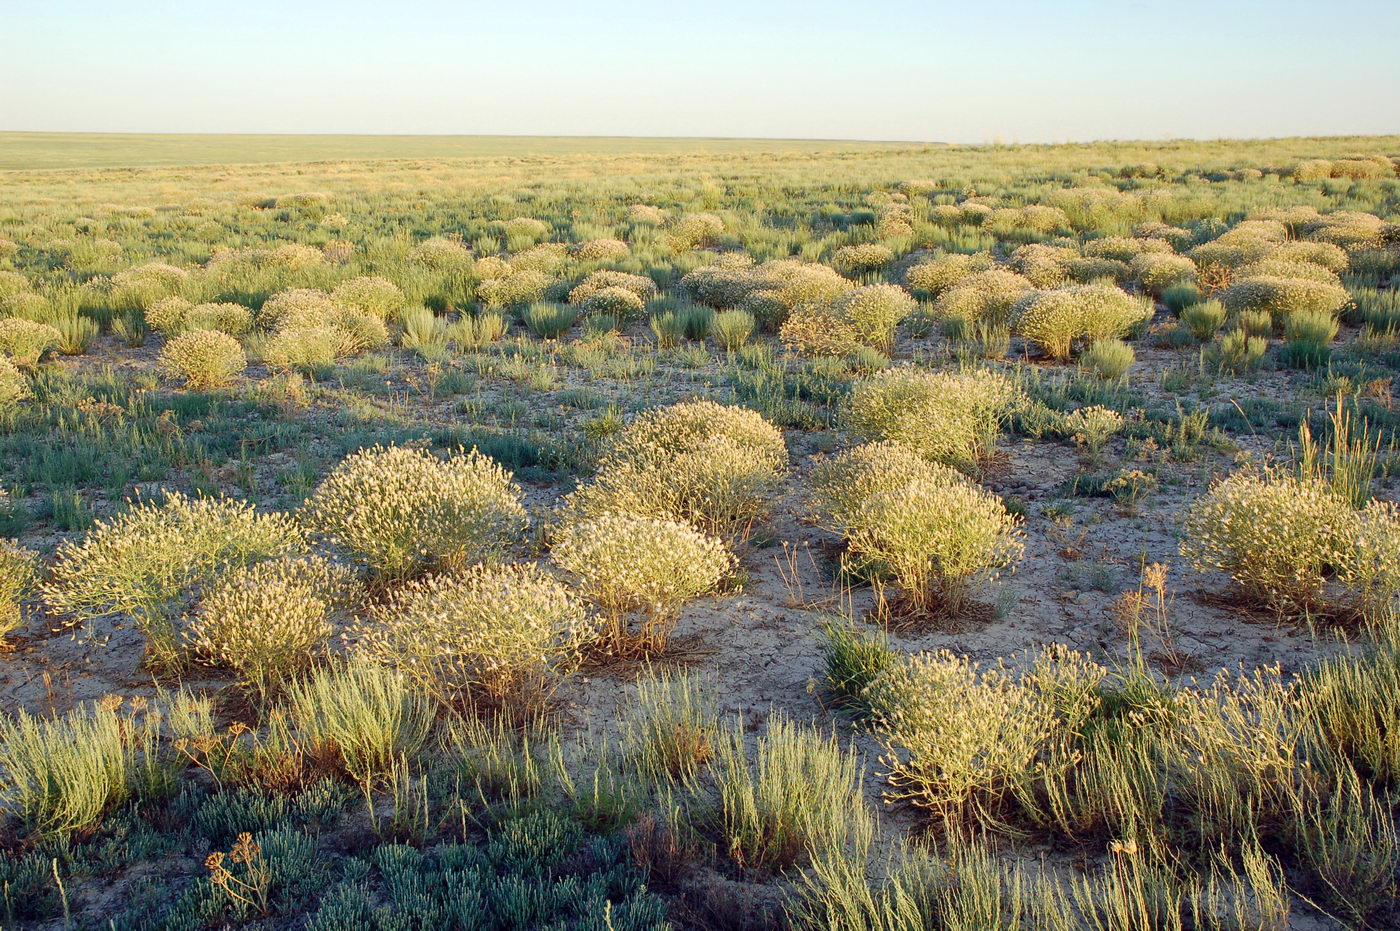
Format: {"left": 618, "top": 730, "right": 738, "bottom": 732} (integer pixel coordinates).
{"left": 158, "top": 328, "right": 246, "bottom": 389}
{"left": 1010, "top": 284, "right": 1152, "bottom": 360}
{"left": 0, "top": 317, "right": 61, "bottom": 367}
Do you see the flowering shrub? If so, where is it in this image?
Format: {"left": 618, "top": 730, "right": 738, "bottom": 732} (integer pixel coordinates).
{"left": 568, "top": 270, "right": 658, "bottom": 305}
{"left": 845, "top": 472, "right": 1023, "bottom": 615}
{"left": 1058, "top": 405, "right": 1124, "bottom": 454}
{"left": 831, "top": 284, "right": 916, "bottom": 350}
{"left": 627, "top": 204, "right": 666, "bottom": 225}
{"left": 904, "top": 252, "right": 993, "bottom": 296}
{"left": 409, "top": 236, "right": 471, "bottom": 269}
{"left": 1010, "top": 244, "right": 1075, "bottom": 288}
{"left": 509, "top": 243, "right": 568, "bottom": 273}
{"left": 933, "top": 269, "right": 1035, "bottom": 326}
{"left": 1010, "top": 284, "right": 1152, "bottom": 359}
{"left": 572, "top": 238, "right": 630, "bottom": 261}
{"left": 567, "top": 400, "right": 787, "bottom": 542}
{"left": 670, "top": 212, "right": 725, "bottom": 249}
{"left": 184, "top": 303, "right": 253, "bottom": 336}
{"left": 259, "top": 288, "right": 388, "bottom": 355}
{"left": 261, "top": 326, "right": 342, "bottom": 372}
{"left": 145, "top": 296, "right": 194, "bottom": 335}
{"left": 0, "top": 357, "right": 30, "bottom": 408}
{"left": 809, "top": 441, "right": 958, "bottom": 535}
{"left": 779, "top": 302, "right": 860, "bottom": 356}
{"left": 578, "top": 286, "right": 645, "bottom": 320}
{"left": 302, "top": 445, "right": 528, "bottom": 581}
{"left": 158, "top": 329, "right": 246, "bottom": 389}
{"left": 1084, "top": 236, "right": 1175, "bottom": 262}
{"left": 187, "top": 555, "right": 359, "bottom": 698}
{"left": 1221, "top": 276, "right": 1349, "bottom": 321}
{"left": 476, "top": 269, "right": 552, "bottom": 307}
{"left": 682, "top": 258, "right": 852, "bottom": 328}
{"left": 0, "top": 317, "right": 61, "bottom": 367}
{"left": 553, "top": 514, "right": 732, "bottom": 655}
{"left": 982, "top": 205, "right": 1070, "bottom": 235}
{"left": 843, "top": 368, "right": 1019, "bottom": 471}
{"left": 0, "top": 539, "right": 39, "bottom": 640}
{"left": 1131, "top": 253, "right": 1198, "bottom": 294}
{"left": 1181, "top": 469, "right": 1354, "bottom": 613}
{"left": 830, "top": 243, "right": 895, "bottom": 276}
{"left": 44, "top": 492, "right": 306, "bottom": 666}
{"left": 330, "top": 276, "right": 406, "bottom": 319}
{"left": 350, "top": 562, "right": 586, "bottom": 712}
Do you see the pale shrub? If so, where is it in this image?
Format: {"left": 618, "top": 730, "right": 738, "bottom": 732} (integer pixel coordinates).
{"left": 0, "top": 317, "right": 61, "bottom": 367}
{"left": 904, "top": 252, "right": 993, "bottom": 296}
{"left": 302, "top": 445, "right": 528, "bottom": 581}
{"left": 1067, "top": 256, "right": 1131, "bottom": 283}
{"left": 1010, "top": 284, "right": 1152, "bottom": 360}
{"left": 187, "top": 555, "right": 360, "bottom": 698}
{"left": 261, "top": 326, "right": 342, "bottom": 371}
{"left": 1221, "top": 276, "right": 1349, "bottom": 321}
{"left": 1341, "top": 499, "right": 1400, "bottom": 621}
{"left": 627, "top": 204, "right": 666, "bottom": 225}
{"left": 44, "top": 492, "right": 306, "bottom": 666}
{"left": 265, "top": 242, "right": 326, "bottom": 269}
{"left": 1273, "top": 240, "right": 1349, "bottom": 271}
{"left": 568, "top": 269, "right": 658, "bottom": 305}
{"left": 846, "top": 473, "right": 1023, "bottom": 614}
{"left": 157, "top": 328, "right": 246, "bottom": 389}
{"left": 258, "top": 288, "right": 338, "bottom": 329}
{"left": 553, "top": 514, "right": 733, "bottom": 656}
{"left": 809, "top": 441, "right": 958, "bottom": 535}
{"left": 578, "top": 286, "right": 645, "bottom": 320}
{"left": 1084, "top": 236, "right": 1175, "bottom": 262}
{"left": 572, "top": 238, "right": 630, "bottom": 261}
{"left": 473, "top": 255, "right": 513, "bottom": 280}
{"left": 1010, "top": 244, "right": 1075, "bottom": 287}
{"left": 409, "top": 236, "right": 471, "bottom": 269}
{"left": 500, "top": 216, "right": 551, "bottom": 243}
{"left": 508, "top": 242, "right": 568, "bottom": 273}
{"left": 670, "top": 212, "right": 725, "bottom": 248}
{"left": 844, "top": 368, "right": 1019, "bottom": 471}
{"left": 831, "top": 284, "right": 916, "bottom": 350}
{"left": 1131, "top": 253, "right": 1198, "bottom": 294}
{"left": 1189, "top": 240, "right": 1274, "bottom": 271}
{"left": 1059, "top": 405, "right": 1124, "bottom": 454}
{"left": 0, "top": 539, "right": 39, "bottom": 640}
{"left": 0, "top": 357, "right": 30, "bottom": 408}
{"left": 144, "top": 296, "right": 194, "bottom": 335}
{"left": 864, "top": 650, "right": 1052, "bottom": 819}
{"left": 184, "top": 302, "right": 253, "bottom": 335}
{"left": 933, "top": 269, "right": 1035, "bottom": 326}
{"left": 330, "top": 276, "right": 406, "bottom": 319}
{"left": 567, "top": 400, "right": 787, "bottom": 541}
{"left": 982, "top": 205, "right": 1070, "bottom": 235}
{"left": 779, "top": 303, "right": 860, "bottom": 357}
{"left": 830, "top": 243, "right": 895, "bottom": 276}
{"left": 1236, "top": 259, "right": 1340, "bottom": 285}
{"left": 0, "top": 271, "right": 29, "bottom": 299}
{"left": 350, "top": 562, "right": 586, "bottom": 711}
{"left": 1181, "top": 469, "right": 1355, "bottom": 613}
{"left": 476, "top": 269, "right": 551, "bottom": 307}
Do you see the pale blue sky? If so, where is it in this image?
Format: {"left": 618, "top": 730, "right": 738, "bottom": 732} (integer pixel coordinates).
{"left": 4, "top": 0, "right": 1398, "bottom": 142}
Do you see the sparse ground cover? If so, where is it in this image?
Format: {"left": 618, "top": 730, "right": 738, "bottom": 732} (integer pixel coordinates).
{"left": 0, "top": 133, "right": 1397, "bottom": 928}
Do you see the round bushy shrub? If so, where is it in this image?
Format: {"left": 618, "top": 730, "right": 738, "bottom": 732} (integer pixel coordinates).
{"left": 0, "top": 271, "right": 30, "bottom": 299}
{"left": 0, "top": 357, "right": 30, "bottom": 408}
{"left": 44, "top": 492, "right": 306, "bottom": 666}
{"left": 476, "top": 269, "right": 552, "bottom": 308}
{"left": 1181, "top": 300, "right": 1227, "bottom": 341}
{"left": 847, "top": 472, "right": 1023, "bottom": 615}
{"left": 258, "top": 288, "right": 338, "bottom": 329}
{"left": 260, "top": 288, "right": 388, "bottom": 355}
{"left": 1010, "top": 244, "right": 1074, "bottom": 288}
{"left": 830, "top": 284, "right": 916, "bottom": 350}
{"left": 261, "top": 326, "right": 342, "bottom": 372}
{"left": 578, "top": 286, "right": 645, "bottom": 320}
{"left": 1131, "top": 253, "right": 1198, "bottom": 294}
{"left": 351, "top": 562, "right": 586, "bottom": 711}
{"left": 933, "top": 269, "right": 1035, "bottom": 327}
{"left": 409, "top": 236, "right": 471, "bottom": 269}
{"left": 573, "top": 238, "right": 630, "bottom": 261}
{"left": 628, "top": 204, "right": 667, "bottom": 225}
{"left": 779, "top": 303, "right": 860, "bottom": 357}
{"left": 567, "top": 400, "right": 786, "bottom": 541}
{"left": 184, "top": 302, "right": 253, "bottom": 336}
{"left": 188, "top": 555, "right": 359, "bottom": 697}
{"left": 144, "top": 296, "right": 194, "bottom": 335}
{"left": 904, "top": 252, "right": 992, "bottom": 296}
{"left": 330, "top": 276, "right": 406, "bottom": 320}
{"left": 568, "top": 270, "right": 658, "bottom": 305}
{"left": 1221, "top": 276, "right": 1349, "bottom": 321}
{"left": 508, "top": 243, "right": 568, "bottom": 273}
{"left": 1078, "top": 338, "right": 1135, "bottom": 380}
{"left": 830, "top": 243, "right": 895, "bottom": 276}
{"left": 843, "top": 368, "right": 1019, "bottom": 471}
{"left": 157, "top": 329, "right": 246, "bottom": 389}
{"left": 500, "top": 217, "right": 551, "bottom": 243}
{"left": 303, "top": 445, "right": 528, "bottom": 582}
{"left": 670, "top": 213, "right": 725, "bottom": 249}
{"left": 1084, "top": 236, "right": 1175, "bottom": 263}
{"left": 553, "top": 514, "right": 733, "bottom": 656}
{"left": 1181, "top": 470, "right": 1354, "bottom": 612}
{"left": 1067, "top": 256, "right": 1132, "bottom": 283}
{"left": 0, "top": 317, "right": 61, "bottom": 367}
{"left": 810, "top": 441, "right": 956, "bottom": 534}
{"left": 0, "top": 539, "right": 39, "bottom": 640}
{"left": 1010, "top": 284, "right": 1151, "bottom": 360}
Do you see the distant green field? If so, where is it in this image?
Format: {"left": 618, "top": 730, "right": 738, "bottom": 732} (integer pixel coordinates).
{"left": 0, "top": 131, "right": 926, "bottom": 171}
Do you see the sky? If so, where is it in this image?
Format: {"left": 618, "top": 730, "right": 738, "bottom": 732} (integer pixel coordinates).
{"left": 4, "top": 0, "right": 1399, "bottom": 143}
